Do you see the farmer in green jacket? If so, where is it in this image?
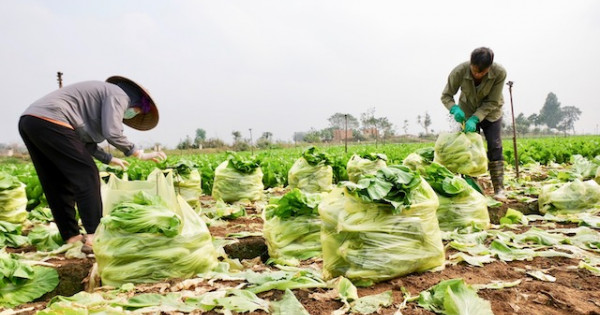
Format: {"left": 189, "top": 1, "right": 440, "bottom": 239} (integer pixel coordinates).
{"left": 18, "top": 76, "right": 167, "bottom": 252}
{"left": 441, "top": 47, "right": 507, "bottom": 200}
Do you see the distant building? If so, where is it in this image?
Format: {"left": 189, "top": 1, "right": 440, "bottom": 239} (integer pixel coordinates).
{"left": 362, "top": 127, "right": 379, "bottom": 138}
{"left": 333, "top": 129, "right": 352, "bottom": 141}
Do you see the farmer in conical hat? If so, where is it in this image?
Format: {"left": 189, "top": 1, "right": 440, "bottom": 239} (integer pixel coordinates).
{"left": 441, "top": 47, "right": 508, "bottom": 201}
{"left": 18, "top": 76, "right": 166, "bottom": 252}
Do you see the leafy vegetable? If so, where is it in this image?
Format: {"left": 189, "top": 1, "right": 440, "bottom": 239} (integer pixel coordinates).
{"left": 288, "top": 148, "right": 334, "bottom": 193}
{"left": 270, "top": 289, "right": 310, "bottom": 315}
{"left": 226, "top": 151, "right": 261, "bottom": 174}
{"left": 347, "top": 153, "right": 387, "bottom": 183}
{"left": 320, "top": 181, "right": 444, "bottom": 283}
{"left": 539, "top": 179, "right": 600, "bottom": 214}
{"left": 102, "top": 192, "right": 181, "bottom": 237}
{"left": 417, "top": 278, "right": 493, "bottom": 315}
{"left": 27, "top": 224, "right": 64, "bottom": 251}
{"left": 434, "top": 132, "right": 488, "bottom": 177}
{"left": 302, "top": 146, "right": 332, "bottom": 166}
{"left": 212, "top": 156, "right": 264, "bottom": 203}
{"left": 0, "top": 171, "right": 28, "bottom": 223}
{"left": 0, "top": 221, "right": 28, "bottom": 248}
{"left": 344, "top": 165, "right": 422, "bottom": 214}
{"left": 95, "top": 188, "right": 217, "bottom": 286}
{"left": 0, "top": 250, "right": 59, "bottom": 308}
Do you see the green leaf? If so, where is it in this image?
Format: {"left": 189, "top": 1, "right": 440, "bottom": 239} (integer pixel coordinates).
{"left": 417, "top": 279, "right": 493, "bottom": 315}
{"left": 270, "top": 289, "right": 310, "bottom": 315}
{"left": 350, "top": 290, "right": 393, "bottom": 314}
{"left": 0, "top": 264, "right": 59, "bottom": 308}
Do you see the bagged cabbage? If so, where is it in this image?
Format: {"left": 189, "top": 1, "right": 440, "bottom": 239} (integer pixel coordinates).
{"left": 539, "top": 179, "right": 600, "bottom": 214}
{"left": 97, "top": 171, "right": 217, "bottom": 286}
{"left": 319, "top": 165, "right": 444, "bottom": 283}
{"left": 212, "top": 152, "right": 264, "bottom": 203}
{"left": 346, "top": 153, "right": 387, "bottom": 183}
{"left": 402, "top": 147, "right": 434, "bottom": 174}
{"left": 263, "top": 189, "right": 325, "bottom": 265}
{"left": 434, "top": 132, "right": 488, "bottom": 177}
{"left": 0, "top": 171, "right": 28, "bottom": 223}
{"left": 571, "top": 155, "right": 600, "bottom": 180}
{"left": 167, "top": 160, "right": 202, "bottom": 208}
{"left": 422, "top": 163, "right": 489, "bottom": 231}
{"left": 288, "top": 146, "right": 333, "bottom": 193}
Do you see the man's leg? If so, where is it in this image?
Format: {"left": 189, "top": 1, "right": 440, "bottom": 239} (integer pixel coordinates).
{"left": 479, "top": 118, "right": 506, "bottom": 199}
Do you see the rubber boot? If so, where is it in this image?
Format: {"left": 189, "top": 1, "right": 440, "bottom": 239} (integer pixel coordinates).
{"left": 489, "top": 160, "right": 507, "bottom": 201}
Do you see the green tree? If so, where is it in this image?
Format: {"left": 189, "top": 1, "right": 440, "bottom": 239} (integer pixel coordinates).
{"left": 194, "top": 128, "right": 206, "bottom": 147}
{"left": 328, "top": 113, "right": 359, "bottom": 130}
{"left": 538, "top": 92, "right": 563, "bottom": 129}
{"left": 232, "top": 131, "right": 242, "bottom": 143}
{"left": 557, "top": 106, "right": 582, "bottom": 135}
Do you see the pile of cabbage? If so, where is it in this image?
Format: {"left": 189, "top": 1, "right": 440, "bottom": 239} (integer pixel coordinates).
{"left": 0, "top": 171, "right": 28, "bottom": 223}
{"left": 319, "top": 165, "right": 444, "bottom": 283}
{"left": 570, "top": 154, "right": 600, "bottom": 183}
{"left": 96, "top": 170, "right": 217, "bottom": 286}
{"left": 420, "top": 163, "right": 489, "bottom": 231}
{"left": 346, "top": 153, "right": 387, "bottom": 183}
{"left": 263, "top": 189, "right": 325, "bottom": 265}
{"left": 539, "top": 179, "right": 600, "bottom": 214}
{"left": 167, "top": 160, "right": 202, "bottom": 208}
{"left": 212, "top": 152, "right": 264, "bottom": 203}
{"left": 288, "top": 146, "right": 333, "bottom": 193}
{"left": 402, "top": 147, "right": 434, "bottom": 175}
{"left": 434, "top": 132, "right": 488, "bottom": 177}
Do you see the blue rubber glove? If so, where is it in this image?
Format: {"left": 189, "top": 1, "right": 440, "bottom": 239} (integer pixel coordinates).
{"left": 465, "top": 116, "right": 480, "bottom": 133}
{"left": 449, "top": 105, "right": 466, "bottom": 123}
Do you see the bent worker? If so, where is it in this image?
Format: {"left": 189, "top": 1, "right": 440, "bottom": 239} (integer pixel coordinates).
{"left": 18, "top": 76, "right": 167, "bottom": 251}
{"left": 441, "top": 47, "right": 507, "bottom": 200}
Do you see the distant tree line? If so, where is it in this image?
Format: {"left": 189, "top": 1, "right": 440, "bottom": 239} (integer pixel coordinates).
{"left": 506, "top": 92, "right": 582, "bottom": 136}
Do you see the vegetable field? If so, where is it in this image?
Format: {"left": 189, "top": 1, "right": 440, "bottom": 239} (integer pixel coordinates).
{"left": 1, "top": 135, "right": 600, "bottom": 315}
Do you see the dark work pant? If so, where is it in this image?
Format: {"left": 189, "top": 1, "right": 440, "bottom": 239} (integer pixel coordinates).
{"left": 18, "top": 115, "right": 102, "bottom": 241}
{"left": 477, "top": 118, "right": 503, "bottom": 162}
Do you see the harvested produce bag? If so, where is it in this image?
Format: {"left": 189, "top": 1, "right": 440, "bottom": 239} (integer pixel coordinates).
{"left": 288, "top": 146, "right": 333, "bottom": 193}
{"left": 96, "top": 169, "right": 217, "bottom": 286}
{"left": 212, "top": 152, "right": 264, "bottom": 202}
{"left": 402, "top": 147, "right": 434, "bottom": 175}
{"left": 422, "top": 163, "right": 489, "bottom": 231}
{"left": 0, "top": 171, "right": 27, "bottom": 223}
{"left": 167, "top": 161, "right": 202, "bottom": 208}
{"left": 539, "top": 179, "right": 600, "bottom": 214}
{"left": 346, "top": 153, "right": 387, "bottom": 183}
{"left": 319, "top": 165, "right": 444, "bottom": 283}
{"left": 263, "top": 189, "right": 325, "bottom": 265}
{"left": 434, "top": 132, "right": 488, "bottom": 177}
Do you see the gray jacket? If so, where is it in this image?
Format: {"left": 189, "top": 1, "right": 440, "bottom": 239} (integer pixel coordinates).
{"left": 22, "top": 81, "right": 137, "bottom": 164}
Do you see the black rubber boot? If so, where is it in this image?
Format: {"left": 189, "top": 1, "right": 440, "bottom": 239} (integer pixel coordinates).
{"left": 489, "top": 160, "right": 507, "bottom": 201}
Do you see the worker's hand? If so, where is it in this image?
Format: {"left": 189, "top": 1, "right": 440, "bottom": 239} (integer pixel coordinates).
{"left": 464, "top": 116, "right": 480, "bottom": 133}
{"left": 450, "top": 105, "right": 466, "bottom": 123}
{"left": 109, "top": 157, "right": 129, "bottom": 169}
{"left": 136, "top": 150, "right": 167, "bottom": 162}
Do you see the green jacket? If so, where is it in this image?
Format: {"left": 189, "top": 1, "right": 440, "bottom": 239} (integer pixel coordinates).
{"left": 441, "top": 61, "right": 507, "bottom": 122}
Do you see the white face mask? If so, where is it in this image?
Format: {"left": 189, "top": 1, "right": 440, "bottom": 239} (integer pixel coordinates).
{"left": 123, "top": 107, "right": 140, "bottom": 120}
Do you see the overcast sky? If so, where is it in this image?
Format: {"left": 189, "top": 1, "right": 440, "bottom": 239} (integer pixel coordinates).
{"left": 1, "top": 1, "right": 599, "bottom": 148}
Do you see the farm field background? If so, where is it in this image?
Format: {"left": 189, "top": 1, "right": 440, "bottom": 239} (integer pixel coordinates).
{"left": 1, "top": 135, "right": 600, "bottom": 314}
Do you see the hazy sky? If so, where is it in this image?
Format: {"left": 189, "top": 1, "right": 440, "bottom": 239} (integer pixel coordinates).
{"left": 2, "top": 1, "right": 599, "bottom": 148}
